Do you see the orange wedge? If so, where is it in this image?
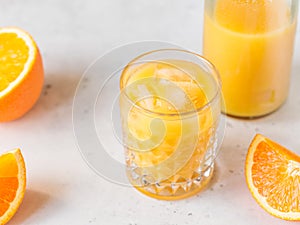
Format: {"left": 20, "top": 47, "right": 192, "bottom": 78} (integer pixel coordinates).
{"left": 0, "top": 27, "right": 44, "bottom": 122}
{"left": 0, "top": 149, "right": 26, "bottom": 225}
{"left": 245, "top": 134, "right": 300, "bottom": 220}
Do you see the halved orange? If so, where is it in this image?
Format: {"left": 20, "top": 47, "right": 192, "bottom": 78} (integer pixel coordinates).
{"left": 0, "top": 149, "right": 26, "bottom": 225}
{"left": 0, "top": 27, "right": 44, "bottom": 122}
{"left": 245, "top": 134, "right": 300, "bottom": 220}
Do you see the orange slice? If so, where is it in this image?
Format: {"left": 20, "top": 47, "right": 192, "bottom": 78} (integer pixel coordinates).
{"left": 0, "top": 149, "right": 26, "bottom": 225}
{"left": 0, "top": 27, "right": 44, "bottom": 122}
{"left": 245, "top": 134, "right": 300, "bottom": 220}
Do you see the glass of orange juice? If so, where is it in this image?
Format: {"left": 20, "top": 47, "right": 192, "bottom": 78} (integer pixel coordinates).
{"left": 119, "top": 49, "right": 222, "bottom": 200}
{"left": 203, "top": 0, "right": 298, "bottom": 118}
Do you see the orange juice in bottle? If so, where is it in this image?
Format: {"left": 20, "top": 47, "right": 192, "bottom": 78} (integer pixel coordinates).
{"left": 203, "top": 0, "right": 298, "bottom": 118}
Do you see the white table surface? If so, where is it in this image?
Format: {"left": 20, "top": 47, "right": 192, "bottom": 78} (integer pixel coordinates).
{"left": 1, "top": 1, "right": 300, "bottom": 225}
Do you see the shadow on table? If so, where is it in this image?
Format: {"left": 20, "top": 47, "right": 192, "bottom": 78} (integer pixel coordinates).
{"left": 8, "top": 71, "right": 83, "bottom": 125}
{"left": 36, "top": 72, "right": 82, "bottom": 114}
{"left": 8, "top": 189, "right": 51, "bottom": 225}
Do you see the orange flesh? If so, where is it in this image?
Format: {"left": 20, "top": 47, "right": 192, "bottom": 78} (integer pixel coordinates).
{"left": 0, "top": 33, "right": 29, "bottom": 92}
{"left": 252, "top": 140, "right": 300, "bottom": 213}
{"left": 0, "top": 153, "right": 19, "bottom": 217}
{"left": 0, "top": 28, "right": 44, "bottom": 122}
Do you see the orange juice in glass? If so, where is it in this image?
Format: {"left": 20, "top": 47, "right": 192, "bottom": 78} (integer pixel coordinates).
{"left": 203, "top": 0, "right": 298, "bottom": 118}
{"left": 119, "top": 50, "right": 221, "bottom": 200}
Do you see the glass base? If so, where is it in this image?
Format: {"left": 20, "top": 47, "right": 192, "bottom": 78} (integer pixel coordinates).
{"left": 127, "top": 164, "right": 214, "bottom": 200}
{"left": 222, "top": 103, "right": 285, "bottom": 119}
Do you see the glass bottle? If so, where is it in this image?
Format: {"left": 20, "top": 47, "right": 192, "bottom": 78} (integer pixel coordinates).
{"left": 203, "top": 0, "right": 299, "bottom": 118}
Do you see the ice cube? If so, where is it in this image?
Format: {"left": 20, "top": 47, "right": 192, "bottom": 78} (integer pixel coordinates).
{"left": 162, "top": 82, "right": 189, "bottom": 111}
{"left": 137, "top": 84, "right": 151, "bottom": 98}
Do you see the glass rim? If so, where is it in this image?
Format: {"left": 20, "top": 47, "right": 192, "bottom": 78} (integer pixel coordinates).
{"left": 120, "top": 48, "right": 222, "bottom": 117}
